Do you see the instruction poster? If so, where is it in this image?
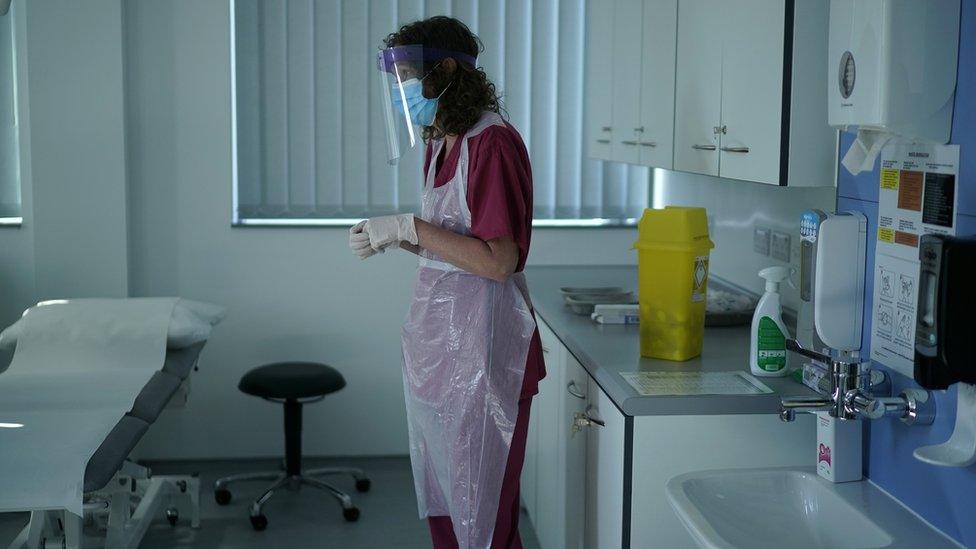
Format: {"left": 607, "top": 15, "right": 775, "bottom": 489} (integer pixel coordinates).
{"left": 870, "top": 142, "right": 959, "bottom": 377}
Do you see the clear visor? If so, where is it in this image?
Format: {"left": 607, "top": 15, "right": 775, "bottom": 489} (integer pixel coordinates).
{"left": 376, "top": 45, "right": 477, "bottom": 165}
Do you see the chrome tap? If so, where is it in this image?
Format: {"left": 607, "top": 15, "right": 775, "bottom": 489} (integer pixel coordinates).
{"left": 779, "top": 339, "right": 935, "bottom": 425}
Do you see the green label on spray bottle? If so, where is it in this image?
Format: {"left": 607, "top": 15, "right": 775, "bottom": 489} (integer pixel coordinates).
{"left": 757, "top": 316, "right": 786, "bottom": 372}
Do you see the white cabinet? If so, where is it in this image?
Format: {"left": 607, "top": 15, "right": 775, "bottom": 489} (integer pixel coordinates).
{"left": 673, "top": 0, "right": 723, "bottom": 176}
{"left": 638, "top": 0, "right": 679, "bottom": 168}
{"left": 525, "top": 318, "right": 588, "bottom": 549}
{"left": 584, "top": 377, "right": 628, "bottom": 549}
{"left": 586, "top": 0, "right": 615, "bottom": 161}
{"left": 673, "top": 0, "right": 834, "bottom": 186}
{"left": 717, "top": 0, "right": 787, "bottom": 184}
{"left": 589, "top": 0, "right": 678, "bottom": 168}
{"left": 610, "top": 0, "right": 644, "bottom": 164}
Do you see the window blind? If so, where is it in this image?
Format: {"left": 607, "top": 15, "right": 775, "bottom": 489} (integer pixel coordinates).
{"left": 232, "top": 0, "right": 649, "bottom": 224}
{"left": 0, "top": 2, "right": 19, "bottom": 221}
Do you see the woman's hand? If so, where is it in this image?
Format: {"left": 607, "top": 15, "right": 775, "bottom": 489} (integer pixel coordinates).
{"left": 415, "top": 219, "right": 518, "bottom": 282}
{"left": 363, "top": 214, "right": 419, "bottom": 251}
{"left": 349, "top": 221, "right": 381, "bottom": 260}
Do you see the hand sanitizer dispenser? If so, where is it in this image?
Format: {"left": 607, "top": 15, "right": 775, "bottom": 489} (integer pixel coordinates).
{"left": 814, "top": 212, "right": 867, "bottom": 356}
{"left": 828, "top": 0, "right": 961, "bottom": 173}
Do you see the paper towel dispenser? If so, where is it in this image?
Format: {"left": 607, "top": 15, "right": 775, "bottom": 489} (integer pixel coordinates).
{"left": 914, "top": 235, "right": 976, "bottom": 390}
{"left": 828, "top": 0, "right": 960, "bottom": 143}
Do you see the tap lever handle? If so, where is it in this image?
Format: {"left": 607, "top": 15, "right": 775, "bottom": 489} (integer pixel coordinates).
{"left": 786, "top": 339, "right": 832, "bottom": 364}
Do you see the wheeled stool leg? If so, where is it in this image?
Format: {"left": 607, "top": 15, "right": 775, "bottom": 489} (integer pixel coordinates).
{"left": 305, "top": 466, "right": 371, "bottom": 492}
{"left": 213, "top": 472, "right": 284, "bottom": 506}
{"left": 247, "top": 475, "right": 290, "bottom": 531}
{"left": 301, "top": 477, "right": 360, "bottom": 522}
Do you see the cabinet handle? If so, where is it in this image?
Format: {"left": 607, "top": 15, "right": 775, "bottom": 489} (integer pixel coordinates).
{"left": 584, "top": 405, "right": 605, "bottom": 427}
{"left": 596, "top": 139, "right": 611, "bottom": 144}
{"left": 634, "top": 126, "right": 645, "bottom": 133}
{"left": 567, "top": 380, "right": 586, "bottom": 400}
{"left": 541, "top": 346, "right": 551, "bottom": 355}
{"left": 692, "top": 144, "right": 717, "bottom": 151}
{"left": 601, "top": 126, "right": 612, "bottom": 132}
{"left": 640, "top": 141, "right": 658, "bottom": 148}
{"left": 621, "top": 140, "right": 639, "bottom": 146}
{"left": 720, "top": 146, "right": 750, "bottom": 153}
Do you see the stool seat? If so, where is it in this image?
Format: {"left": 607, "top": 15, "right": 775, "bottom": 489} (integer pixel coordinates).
{"left": 238, "top": 362, "right": 346, "bottom": 400}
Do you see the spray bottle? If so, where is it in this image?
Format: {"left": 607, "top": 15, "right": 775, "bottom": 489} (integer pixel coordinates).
{"left": 750, "top": 266, "right": 790, "bottom": 377}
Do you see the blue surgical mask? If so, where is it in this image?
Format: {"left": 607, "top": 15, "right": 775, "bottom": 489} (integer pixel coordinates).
{"left": 392, "top": 77, "right": 451, "bottom": 127}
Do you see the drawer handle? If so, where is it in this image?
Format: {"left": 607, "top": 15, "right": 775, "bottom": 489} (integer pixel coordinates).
{"left": 596, "top": 139, "right": 611, "bottom": 144}
{"left": 621, "top": 140, "right": 639, "bottom": 146}
{"left": 567, "top": 380, "right": 586, "bottom": 400}
{"left": 601, "top": 126, "right": 612, "bottom": 132}
{"left": 640, "top": 141, "right": 658, "bottom": 148}
{"left": 721, "top": 146, "right": 750, "bottom": 153}
{"left": 634, "top": 126, "right": 645, "bottom": 133}
{"left": 692, "top": 144, "right": 717, "bottom": 151}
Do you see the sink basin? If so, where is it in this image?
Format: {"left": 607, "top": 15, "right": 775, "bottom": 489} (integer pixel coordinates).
{"left": 666, "top": 467, "right": 959, "bottom": 549}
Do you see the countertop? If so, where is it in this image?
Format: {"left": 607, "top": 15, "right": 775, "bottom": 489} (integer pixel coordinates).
{"left": 526, "top": 265, "right": 819, "bottom": 416}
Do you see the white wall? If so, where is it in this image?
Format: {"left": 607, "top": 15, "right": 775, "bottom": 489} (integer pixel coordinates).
{"left": 26, "top": 0, "right": 129, "bottom": 300}
{"left": 0, "top": 1, "right": 35, "bottom": 370}
{"left": 656, "top": 170, "right": 837, "bottom": 310}
{"left": 123, "top": 0, "right": 639, "bottom": 460}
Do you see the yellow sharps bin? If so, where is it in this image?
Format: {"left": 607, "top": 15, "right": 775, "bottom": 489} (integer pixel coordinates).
{"left": 634, "top": 207, "right": 714, "bottom": 361}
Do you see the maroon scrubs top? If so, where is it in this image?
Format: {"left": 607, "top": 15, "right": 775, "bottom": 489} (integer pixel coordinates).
{"left": 424, "top": 121, "right": 546, "bottom": 399}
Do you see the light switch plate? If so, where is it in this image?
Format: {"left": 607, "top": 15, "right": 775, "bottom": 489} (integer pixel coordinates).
{"left": 754, "top": 227, "right": 771, "bottom": 256}
{"left": 771, "top": 231, "right": 792, "bottom": 262}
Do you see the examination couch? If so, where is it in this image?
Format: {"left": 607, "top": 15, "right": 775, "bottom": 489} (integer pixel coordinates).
{"left": 1, "top": 299, "right": 223, "bottom": 549}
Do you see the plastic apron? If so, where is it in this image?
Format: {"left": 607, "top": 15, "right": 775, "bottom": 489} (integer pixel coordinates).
{"left": 401, "top": 111, "right": 536, "bottom": 548}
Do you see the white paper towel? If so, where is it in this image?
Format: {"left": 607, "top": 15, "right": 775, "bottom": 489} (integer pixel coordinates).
{"left": 841, "top": 128, "right": 894, "bottom": 175}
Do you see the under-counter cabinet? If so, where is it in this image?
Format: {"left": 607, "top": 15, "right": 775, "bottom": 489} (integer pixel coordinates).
{"left": 524, "top": 317, "right": 816, "bottom": 548}
{"left": 587, "top": 0, "right": 677, "bottom": 169}
{"left": 673, "top": 0, "right": 834, "bottom": 185}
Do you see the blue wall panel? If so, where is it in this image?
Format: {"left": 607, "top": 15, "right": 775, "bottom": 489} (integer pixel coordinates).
{"left": 835, "top": 1, "right": 976, "bottom": 544}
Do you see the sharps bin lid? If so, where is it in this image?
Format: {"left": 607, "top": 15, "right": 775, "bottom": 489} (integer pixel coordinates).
{"left": 635, "top": 206, "right": 715, "bottom": 251}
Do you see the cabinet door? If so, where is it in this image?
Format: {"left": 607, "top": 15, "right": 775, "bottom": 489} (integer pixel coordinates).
{"left": 534, "top": 327, "right": 563, "bottom": 548}
{"left": 637, "top": 0, "right": 678, "bottom": 169}
{"left": 562, "top": 356, "right": 589, "bottom": 549}
{"left": 584, "top": 378, "right": 628, "bottom": 549}
{"left": 673, "top": 0, "right": 722, "bottom": 176}
{"left": 586, "top": 0, "right": 616, "bottom": 160}
{"left": 610, "top": 0, "right": 645, "bottom": 164}
{"left": 718, "top": 0, "right": 786, "bottom": 184}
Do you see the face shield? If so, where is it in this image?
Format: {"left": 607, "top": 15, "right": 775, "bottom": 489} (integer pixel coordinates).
{"left": 377, "top": 45, "right": 477, "bottom": 165}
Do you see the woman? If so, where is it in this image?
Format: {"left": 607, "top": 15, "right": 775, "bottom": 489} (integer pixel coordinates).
{"left": 348, "top": 16, "right": 545, "bottom": 549}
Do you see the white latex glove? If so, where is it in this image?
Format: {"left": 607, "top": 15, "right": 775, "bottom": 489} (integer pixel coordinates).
{"left": 363, "top": 214, "right": 419, "bottom": 251}
{"left": 349, "top": 221, "right": 381, "bottom": 260}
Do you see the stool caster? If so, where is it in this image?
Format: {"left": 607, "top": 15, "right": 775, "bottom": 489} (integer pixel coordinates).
{"left": 214, "top": 489, "right": 232, "bottom": 506}
{"left": 355, "top": 478, "right": 371, "bottom": 492}
{"left": 343, "top": 507, "right": 360, "bottom": 522}
{"left": 249, "top": 513, "right": 268, "bottom": 531}
{"left": 165, "top": 508, "right": 179, "bottom": 527}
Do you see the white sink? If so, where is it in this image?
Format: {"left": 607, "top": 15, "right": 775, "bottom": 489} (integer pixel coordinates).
{"left": 666, "top": 467, "right": 960, "bottom": 549}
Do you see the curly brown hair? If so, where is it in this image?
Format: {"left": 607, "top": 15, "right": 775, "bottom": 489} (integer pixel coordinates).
{"left": 384, "top": 16, "right": 503, "bottom": 141}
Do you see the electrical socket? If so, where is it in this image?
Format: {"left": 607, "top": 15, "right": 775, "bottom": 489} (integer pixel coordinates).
{"left": 753, "top": 227, "right": 771, "bottom": 256}
{"left": 771, "top": 230, "right": 791, "bottom": 262}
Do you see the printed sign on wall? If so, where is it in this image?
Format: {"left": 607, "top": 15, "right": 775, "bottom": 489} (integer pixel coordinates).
{"left": 870, "top": 141, "right": 960, "bottom": 377}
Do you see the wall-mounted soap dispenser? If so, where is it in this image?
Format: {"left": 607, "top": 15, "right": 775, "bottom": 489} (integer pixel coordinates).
{"left": 814, "top": 212, "right": 867, "bottom": 358}
{"left": 798, "top": 209, "right": 830, "bottom": 355}
{"left": 914, "top": 235, "right": 976, "bottom": 468}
